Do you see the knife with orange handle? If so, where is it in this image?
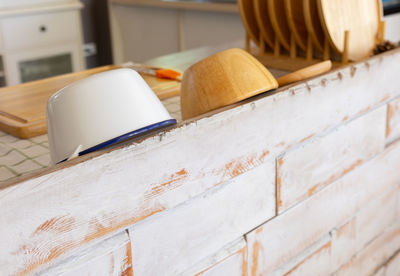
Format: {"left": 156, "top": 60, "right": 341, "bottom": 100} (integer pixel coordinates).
{"left": 121, "top": 62, "right": 182, "bottom": 81}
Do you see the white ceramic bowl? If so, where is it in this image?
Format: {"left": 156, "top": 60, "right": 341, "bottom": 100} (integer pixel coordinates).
{"left": 47, "top": 68, "right": 176, "bottom": 164}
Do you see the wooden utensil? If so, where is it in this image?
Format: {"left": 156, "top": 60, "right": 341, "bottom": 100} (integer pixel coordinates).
{"left": 303, "top": 0, "right": 325, "bottom": 53}
{"left": 285, "top": 0, "right": 308, "bottom": 51}
{"left": 238, "top": 0, "right": 260, "bottom": 45}
{"left": 268, "top": 0, "right": 292, "bottom": 50}
{"left": 180, "top": 48, "right": 332, "bottom": 120}
{"left": 254, "top": 0, "right": 276, "bottom": 49}
{"left": 0, "top": 66, "right": 181, "bottom": 139}
{"left": 276, "top": 60, "right": 331, "bottom": 86}
{"left": 317, "top": 0, "right": 383, "bottom": 61}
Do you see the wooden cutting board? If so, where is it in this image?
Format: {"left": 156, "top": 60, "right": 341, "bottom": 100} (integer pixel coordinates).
{"left": 0, "top": 65, "right": 181, "bottom": 139}
{"left": 317, "top": 0, "right": 382, "bottom": 60}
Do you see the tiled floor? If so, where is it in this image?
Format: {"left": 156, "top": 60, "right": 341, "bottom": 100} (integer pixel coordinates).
{"left": 0, "top": 96, "right": 182, "bottom": 184}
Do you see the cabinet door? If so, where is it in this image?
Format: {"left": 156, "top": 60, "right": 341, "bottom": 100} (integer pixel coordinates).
{"left": 111, "top": 5, "right": 179, "bottom": 63}
{"left": 3, "top": 43, "right": 82, "bottom": 86}
{"left": 181, "top": 10, "right": 245, "bottom": 50}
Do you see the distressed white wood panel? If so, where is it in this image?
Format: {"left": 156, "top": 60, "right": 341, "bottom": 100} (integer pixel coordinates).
{"left": 38, "top": 231, "right": 132, "bottom": 276}
{"left": 355, "top": 186, "right": 398, "bottom": 252}
{"left": 284, "top": 241, "right": 332, "bottom": 276}
{"left": 375, "top": 268, "right": 386, "bottom": 276}
{"left": 384, "top": 250, "right": 400, "bottom": 276}
{"left": 331, "top": 218, "right": 357, "bottom": 273}
{"left": 246, "top": 140, "right": 400, "bottom": 275}
{"left": 397, "top": 187, "right": 400, "bottom": 221}
{"left": 1, "top": 49, "right": 400, "bottom": 275}
{"left": 335, "top": 221, "right": 400, "bottom": 276}
{"left": 182, "top": 238, "right": 247, "bottom": 276}
{"left": 195, "top": 251, "right": 245, "bottom": 276}
{"left": 263, "top": 234, "right": 331, "bottom": 276}
{"left": 278, "top": 106, "right": 386, "bottom": 212}
{"left": 128, "top": 162, "right": 274, "bottom": 275}
{"left": 387, "top": 97, "right": 400, "bottom": 144}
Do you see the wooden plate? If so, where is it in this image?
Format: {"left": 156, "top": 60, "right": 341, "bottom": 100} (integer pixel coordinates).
{"left": 268, "top": 0, "right": 291, "bottom": 50}
{"left": 238, "top": 0, "right": 260, "bottom": 45}
{"left": 285, "top": 0, "right": 308, "bottom": 51}
{"left": 303, "top": 0, "right": 325, "bottom": 52}
{"left": 317, "top": 0, "right": 382, "bottom": 60}
{"left": 254, "top": 0, "right": 275, "bottom": 48}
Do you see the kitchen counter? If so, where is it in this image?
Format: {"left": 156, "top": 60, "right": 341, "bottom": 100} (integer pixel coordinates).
{"left": 0, "top": 44, "right": 399, "bottom": 275}
{"left": 0, "top": 41, "right": 287, "bottom": 184}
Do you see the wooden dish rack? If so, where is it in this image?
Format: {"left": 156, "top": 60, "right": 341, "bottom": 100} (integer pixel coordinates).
{"left": 241, "top": 0, "right": 387, "bottom": 72}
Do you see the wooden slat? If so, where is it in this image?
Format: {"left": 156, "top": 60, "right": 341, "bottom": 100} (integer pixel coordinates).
{"left": 40, "top": 231, "right": 132, "bottom": 276}
{"left": 246, "top": 139, "right": 400, "bottom": 275}
{"left": 128, "top": 163, "right": 275, "bottom": 275}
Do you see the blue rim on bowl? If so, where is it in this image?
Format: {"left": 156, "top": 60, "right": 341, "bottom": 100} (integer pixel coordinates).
{"left": 58, "top": 118, "right": 177, "bottom": 163}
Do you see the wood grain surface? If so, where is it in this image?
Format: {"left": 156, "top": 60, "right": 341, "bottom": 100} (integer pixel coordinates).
{"left": 238, "top": 0, "right": 260, "bottom": 45}
{"left": 268, "top": 0, "right": 292, "bottom": 50}
{"left": 285, "top": 0, "right": 308, "bottom": 51}
{"left": 276, "top": 60, "right": 332, "bottom": 86}
{"left": 0, "top": 65, "right": 180, "bottom": 138}
{"left": 303, "top": 0, "right": 325, "bottom": 52}
{"left": 317, "top": 0, "right": 382, "bottom": 60}
{"left": 254, "top": 0, "right": 275, "bottom": 49}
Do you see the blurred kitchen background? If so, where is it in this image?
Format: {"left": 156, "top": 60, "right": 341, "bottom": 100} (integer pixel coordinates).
{"left": 0, "top": 0, "right": 399, "bottom": 88}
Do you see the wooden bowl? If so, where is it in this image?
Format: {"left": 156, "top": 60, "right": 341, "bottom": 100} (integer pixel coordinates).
{"left": 180, "top": 48, "right": 278, "bottom": 120}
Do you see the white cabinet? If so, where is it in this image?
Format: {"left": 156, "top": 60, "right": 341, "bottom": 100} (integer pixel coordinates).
{"left": 1, "top": 10, "right": 80, "bottom": 51}
{"left": 0, "top": 1, "right": 84, "bottom": 86}
{"left": 181, "top": 9, "right": 245, "bottom": 50}
{"left": 4, "top": 43, "right": 81, "bottom": 85}
{"left": 109, "top": 2, "right": 245, "bottom": 64}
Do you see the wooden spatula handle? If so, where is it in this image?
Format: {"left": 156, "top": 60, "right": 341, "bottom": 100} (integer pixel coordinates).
{"left": 277, "top": 60, "right": 332, "bottom": 86}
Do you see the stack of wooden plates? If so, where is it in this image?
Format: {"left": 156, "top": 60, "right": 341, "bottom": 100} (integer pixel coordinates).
{"left": 239, "top": 0, "right": 384, "bottom": 61}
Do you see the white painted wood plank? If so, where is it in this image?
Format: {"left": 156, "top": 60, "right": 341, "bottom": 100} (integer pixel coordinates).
{"left": 335, "top": 220, "right": 400, "bottom": 276}
{"left": 387, "top": 97, "right": 400, "bottom": 144}
{"left": 331, "top": 218, "right": 357, "bottom": 273}
{"left": 374, "top": 267, "right": 386, "bottom": 276}
{"left": 283, "top": 240, "right": 332, "bottom": 276}
{"left": 128, "top": 162, "right": 275, "bottom": 275}
{"left": 278, "top": 106, "right": 386, "bottom": 212}
{"left": 181, "top": 237, "right": 247, "bottom": 276}
{"left": 264, "top": 234, "right": 332, "bottom": 276}
{"left": 38, "top": 231, "right": 132, "bottom": 276}
{"left": 384, "top": 250, "right": 400, "bottom": 276}
{"left": 195, "top": 249, "right": 245, "bottom": 276}
{"left": 246, "top": 140, "right": 400, "bottom": 275}
{"left": 355, "top": 186, "right": 398, "bottom": 252}
{"left": 0, "top": 50, "right": 399, "bottom": 275}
